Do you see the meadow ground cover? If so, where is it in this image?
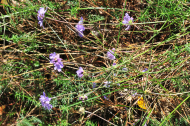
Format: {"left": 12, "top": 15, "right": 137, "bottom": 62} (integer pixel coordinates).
{"left": 0, "top": 0, "right": 190, "bottom": 125}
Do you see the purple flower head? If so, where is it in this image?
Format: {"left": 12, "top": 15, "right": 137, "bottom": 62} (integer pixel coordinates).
{"left": 122, "top": 13, "right": 133, "bottom": 31}
{"left": 75, "top": 17, "right": 85, "bottom": 37}
{"left": 123, "top": 68, "right": 128, "bottom": 71}
{"left": 142, "top": 68, "right": 148, "bottom": 72}
{"left": 107, "top": 48, "right": 115, "bottom": 60}
{"left": 132, "top": 92, "right": 137, "bottom": 97}
{"left": 143, "top": 122, "right": 147, "bottom": 126}
{"left": 39, "top": 92, "right": 52, "bottom": 110}
{"left": 104, "top": 81, "right": 111, "bottom": 88}
{"left": 79, "top": 95, "right": 88, "bottom": 102}
{"left": 114, "top": 73, "right": 117, "bottom": 76}
{"left": 49, "top": 52, "right": 64, "bottom": 72}
{"left": 93, "top": 82, "right": 96, "bottom": 88}
{"left": 53, "top": 58, "right": 64, "bottom": 72}
{"left": 104, "top": 95, "right": 109, "bottom": 100}
{"left": 76, "top": 67, "right": 84, "bottom": 78}
{"left": 37, "top": 7, "right": 47, "bottom": 28}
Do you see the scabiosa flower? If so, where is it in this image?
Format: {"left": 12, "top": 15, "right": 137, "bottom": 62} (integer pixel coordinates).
{"left": 76, "top": 67, "right": 84, "bottom": 78}
{"left": 75, "top": 17, "right": 85, "bottom": 37}
{"left": 49, "top": 52, "right": 64, "bottom": 72}
{"left": 122, "top": 13, "right": 133, "bottom": 31}
{"left": 93, "top": 82, "right": 96, "bottom": 88}
{"left": 143, "top": 122, "right": 147, "bottom": 126}
{"left": 132, "top": 92, "right": 137, "bottom": 97}
{"left": 104, "top": 95, "right": 109, "bottom": 100}
{"left": 114, "top": 73, "right": 117, "bottom": 76}
{"left": 39, "top": 92, "right": 52, "bottom": 110}
{"left": 107, "top": 48, "right": 115, "bottom": 60}
{"left": 79, "top": 95, "right": 88, "bottom": 102}
{"left": 104, "top": 81, "right": 112, "bottom": 88}
{"left": 142, "top": 68, "right": 148, "bottom": 72}
{"left": 123, "top": 67, "right": 128, "bottom": 71}
{"left": 37, "top": 7, "right": 47, "bottom": 28}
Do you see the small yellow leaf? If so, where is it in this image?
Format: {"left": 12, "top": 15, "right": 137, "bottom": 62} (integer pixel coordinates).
{"left": 1, "top": 0, "right": 9, "bottom": 5}
{"left": 137, "top": 96, "right": 147, "bottom": 110}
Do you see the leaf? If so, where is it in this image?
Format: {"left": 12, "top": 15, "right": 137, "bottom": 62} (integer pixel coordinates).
{"left": 1, "top": 0, "right": 8, "bottom": 5}
{"left": 0, "top": 105, "right": 6, "bottom": 116}
{"left": 0, "top": 105, "right": 6, "bottom": 121}
{"left": 137, "top": 96, "right": 147, "bottom": 110}
{"left": 34, "top": 61, "right": 40, "bottom": 67}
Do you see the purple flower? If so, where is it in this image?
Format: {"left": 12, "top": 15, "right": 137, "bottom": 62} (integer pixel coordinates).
{"left": 49, "top": 52, "right": 64, "bottom": 72}
{"left": 113, "top": 73, "right": 117, "bottom": 76}
{"left": 79, "top": 95, "right": 88, "bottom": 102}
{"left": 93, "top": 82, "right": 96, "bottom": 88}
{"left": 142, "top": 68, "right": 148, "bottom": 72}
{"left": 122, "top": 13, "right": 133, "bottom": 31}
{"left": 76, "top": 67, "right": 84, "bottom": 78}
{"left": 104, "top": 81, "right": 111, "bottom": 88}
{"left": 132, "top": 92, "right": 137, "bottom": 97}
{"left": 107, "top": 48, "right": 115, "bottom": 60}
{"left": 37, "top": 7, "right": 47, "bottom": 28}
{"left": 104, "top": 95, "right": 109, "bottom": 100}
{"left": 39, "top": 92, "right": 52, "bottom": 110}
{"left": 123, "top": 68, "right": 128, "bottom": 71}
{"left": 75, "top": 17, "right": 85, "bottom": 37}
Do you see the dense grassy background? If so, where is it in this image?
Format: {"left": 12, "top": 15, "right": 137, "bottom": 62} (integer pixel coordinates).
{"left": 0, "top": 0, "right": 190, "bottom": 125}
